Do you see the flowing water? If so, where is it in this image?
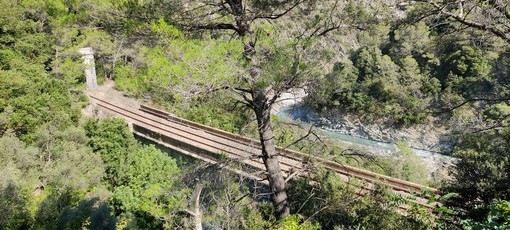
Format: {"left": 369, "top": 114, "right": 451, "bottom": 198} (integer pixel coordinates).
{"left": 277, "top": 104, "right": 452, "bottom": 160}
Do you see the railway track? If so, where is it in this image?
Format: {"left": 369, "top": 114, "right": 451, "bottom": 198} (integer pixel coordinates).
{"left": 89, "top": 95, "right": 438, "bottom": 210}
{"left": 90, "top": 95, "right": 302, "bottom": 176}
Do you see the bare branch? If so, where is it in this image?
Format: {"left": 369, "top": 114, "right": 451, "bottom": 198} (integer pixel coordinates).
{"left": 233, "top": 193, "right": 251, "bottom": 203}
{"left": 285, "top": 168, "right": 307, "bottom": 183}
{"left": 184, "top": 22, "right": 241, "bottom": 34}
{"left": 304, "top": 205, "right": 330, "bottom": 223}
{"left": 431, "top": 97, "right": 510, "bottom": 115}
{"left": 282, "top": 124, "right": 317, "bottom": 150}
{"left": 471, "top": 113, "right": 510, "bottom": 133}
{"left": 252, "top": 0, "right": 306, "bottom": 21}
{"left": 416, "top": 0, "right": 510, "bottom": 44}
{"left": 296, "top": 189, "right": 316, "bottom": 213}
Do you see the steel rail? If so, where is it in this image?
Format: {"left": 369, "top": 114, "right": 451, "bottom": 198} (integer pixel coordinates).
{"left": 139, "top": 104, "right": 437, "bottom": 195}
{"left": 90, "top": 95, "right": 437, "bottom": 209}
{"left": 90, "top": 95, "right": 301, "bottom": 174}
{"left": 138, "top": 104, "right": 437, "bottom": 209}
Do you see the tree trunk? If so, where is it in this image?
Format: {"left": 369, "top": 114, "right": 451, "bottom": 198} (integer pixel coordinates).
{"left": 252, "top": 89, "right": 290, "bottom": 220}
{"left": 188, "top": 183, "right": 204, "bottom": 230}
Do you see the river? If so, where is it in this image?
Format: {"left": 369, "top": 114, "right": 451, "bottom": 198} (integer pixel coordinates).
{"left": 275, "top": 101, "right": 455, "bottom": 178}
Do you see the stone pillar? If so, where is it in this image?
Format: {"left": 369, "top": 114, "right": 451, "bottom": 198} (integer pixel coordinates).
{"left": 79, "top": 47, "right": 98, "bottom": 90}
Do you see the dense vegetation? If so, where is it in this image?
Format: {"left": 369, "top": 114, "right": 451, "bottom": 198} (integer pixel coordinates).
{"left": 306, "top": 21, "right": 508, "bottom": 126}
{"left": 1, "top": 0, "right": 509, "bottom": 229}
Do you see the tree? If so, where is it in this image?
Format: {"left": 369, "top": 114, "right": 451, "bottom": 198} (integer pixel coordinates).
{"left": 85, "top": 118, "right": 188, "bottom": 228}
{"left": 439, "top": 45, "right": 492, "bottom": 96}
{"left": 287, "top": 168, "right": 432, "bottom": 229}
{"left": 0, "top": 125, "right": 107, "bottom": 228}
{"left": 242, "top": 42, "right": 312, "bottom": 220}
{"left": 402, "top": 2, "right": 510, "bottom": 226}
{"left": 445, "top": 127, "right": 510, "bottom": 220}
{"left": 109, "top": 145, "right": 187, "bottom": 228}
{"left": 180, "top": 162, "right": 270, "bottom": 229}
{"left": 170, "top": 0, "right": 326, "bottom": 220}
{"left": 460, "top": 199, "right": 510, "bottom": 230}
{"left": 402, "top": 0, "right": 510, "bottom": 127}
{"left": 162, "top": 1, "right": 389, "bottom": 219}
{"left": 0, "top": 183, "right": 32, "bottom": 229}
{"left": 412, "top": 0, "right": 510, "bottom": 44}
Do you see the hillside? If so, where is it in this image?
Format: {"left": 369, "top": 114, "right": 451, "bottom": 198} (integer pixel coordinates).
{"left": 0, "top": 0, "right": 509, "bottom": 229}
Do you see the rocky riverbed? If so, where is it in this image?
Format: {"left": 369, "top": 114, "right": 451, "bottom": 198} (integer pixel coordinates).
{"left": 272, "top": 89, "right": 456, "bottom": 180}
{"left": 315, "top": 110, "right": 453, "bottom": 153}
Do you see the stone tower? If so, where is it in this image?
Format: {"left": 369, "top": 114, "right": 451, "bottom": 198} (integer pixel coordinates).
{"left": 79, "top": 47, "right": 98, "bottom": 90}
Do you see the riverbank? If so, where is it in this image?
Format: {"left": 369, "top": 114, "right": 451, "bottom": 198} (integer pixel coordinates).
{"left": 272, "top": 89, "right": 455, "bottom": 180}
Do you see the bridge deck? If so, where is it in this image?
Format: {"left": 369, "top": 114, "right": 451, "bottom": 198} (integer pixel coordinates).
{"left": 87, "top": 93, "right": 437, "bottom": 210}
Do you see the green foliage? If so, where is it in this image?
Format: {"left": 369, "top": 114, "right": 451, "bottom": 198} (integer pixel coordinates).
{"left": 393, "top": 141, "right": 429, "bottom": 185}
{"left": 175, "top": 95, "right": 252, "bottom": 133}
{"left": 85, "top": 118, "right": 138, "bottom": 187}
{"left": 199, "top": 172, "right": 269, "bottom": 229}
{"left": 461, "top": 199, "right": 510, "bottom": 230}
{"left": 308, "top": 39, "right": 429, "bottom": 125}
{"left": 356, "top": 24, "right": 391, "bottom": 48}
{"left": 312, "top": 60, "right": 359, "bottom": 107}
{"left": 111, "top": 0, "right": 178, "bottom": 35}
{"left": 0, "top": 1, "right": 52, "bottom": 65}
{"left": 150, "top": 17, "right": 183, "bottom": 41}
{"left": 0, "top": 2, "right": 122, "bottom": 227}
{"left": 440, "top": 45, "right": 492, "bottom": 96}
{"left": 484, "top": 103, "right": 510, "bottom": 122}
{"left": 114, "top": 39, "right": 242, "bottom": 103}
{"left": 288, "top": 169, "right": 431, "bottom": 229}
{"left": 85, "top": 118, "right": 137, "bottom": 158}
{"left": 0, "top": 0, "right": 89, "bottom": 143}
{"left": 56, "top": 198, "right": 117, "bottom": 230}
{"left": 0, "top": 125, "right": 106, "bottom": 229}
{"left": 445, "top": 127, "right": 510, "bottom": 220}
{"left": 495, "top": 50, "right": 510, "bottom": 88}
{"left": 306, "top": 13, "right": 508, "bottom": 125}
{"left": 403, "top": 191, "right": 459, "bottom": 228}
{"left": 0, "top": 184, "right": 32, "bottom": 229}
{"left": 6, "top": 77, "right": 82, "bottom": 142}
{"left": 110, "top": 145, "right": 185, "bottom": 216}
{"left": 85, "top": 118, "right": 187, "bottom": 227}
{"left": 389, "top": 22, "right": 432, "bottom": 60}
{"left": 272, "top": 215, "right": 320, "bottom": 230}
{"left": 0, "top": 125, "right": 104, "bottom": 195}
{"left": 111, "top": 37, "right": 251, "bottom": 133}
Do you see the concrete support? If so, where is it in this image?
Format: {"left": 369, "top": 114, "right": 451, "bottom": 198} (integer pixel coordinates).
{"left": 79, "top": 47, "right": 98, "bottom": 90}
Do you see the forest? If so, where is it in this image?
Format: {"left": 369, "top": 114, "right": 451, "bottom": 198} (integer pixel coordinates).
{"left": 0, "top": 0, "right": 509, "bottom": 229}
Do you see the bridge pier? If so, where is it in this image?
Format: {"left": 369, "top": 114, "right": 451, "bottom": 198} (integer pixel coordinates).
{"left": 79, "top": 47, "right": 98, "bottom": 90}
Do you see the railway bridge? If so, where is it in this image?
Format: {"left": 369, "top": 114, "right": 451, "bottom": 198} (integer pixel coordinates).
{"left": 88, "top": 93, "right": 438, "bottom": 211}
